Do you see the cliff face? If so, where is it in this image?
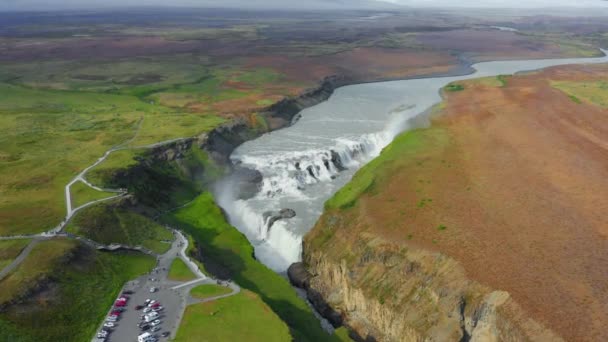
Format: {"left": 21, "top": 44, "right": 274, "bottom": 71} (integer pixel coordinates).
{"left": 301, "top": 216, "right": 561, "bottom": 342}
{"left": 204, "top": 75, "right": 351, "bottom": 164}
{"left": 297, "top": 65, "right": 608, "bottom": 342}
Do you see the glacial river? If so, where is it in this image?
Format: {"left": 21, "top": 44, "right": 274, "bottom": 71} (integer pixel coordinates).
{"left": 217, "top": 50, "right": 608, "bottom": 272}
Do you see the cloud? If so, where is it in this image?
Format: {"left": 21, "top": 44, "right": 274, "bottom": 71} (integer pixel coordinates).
{"left": 380, "top": 0, "right": 608, "bottom": 7}
{"left": 1, "top": 0, "right": 607, "bottom": 11}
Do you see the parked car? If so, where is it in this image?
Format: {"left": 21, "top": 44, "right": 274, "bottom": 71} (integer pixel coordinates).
{"left": 145, "top": 298, "right": 152, "bottom": 304}
{"left": 135, "top": 305, "right": 144, "bottom": 310}
{"left": 143, "top": 307, "right": 152, "bottom": 313}
{"left": 103, "top": 322, "right": 114, "bottom": 328}
{"left": 123, "top": 290, "right": 134, "bottom": 295}
{"left": 111, "top": 311, "right": 121, "bottom": 316}
{"left": 107, "top": 316, "right": 117, "bottom": 322}
{"left": 150, "top": 325, "right": 161, "bottom": 332}
{"left": 141, "top": 324, "right": 150, "bottom": 331}
{"left": 150, "top": 320, "right": 161, "bottom": 327}
{"left": 161, "top": 332, "right": 170, "bottom": 337}
{"left": 113, "top": 307, "right": 125, "bottom": 312}
{"left": 152, "top": 306, "right": 163, "bottom": 312}
{"left": 149, "top": 287, "right": 157, "bottom": 293}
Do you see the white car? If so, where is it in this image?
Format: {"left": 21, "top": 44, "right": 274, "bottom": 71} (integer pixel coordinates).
{"left": 147, "top": 300, "right": 157, "bottom": 307}
{"left": 103, "top": 322, "right": 114, "bottom": 328}
{"left": 150, "top": 319, "right": 161, "bottom": 327}
{"left": 106, "top": 316, "right": 117, "bottom": 322}
{"left": 149, "top": 287, "right": 157, "bottom": 293}
{"left": 143, "top": 307, "right": 152, "bottom": 313}
{"left": 150, "top": 325, "right": 161, "bottom": 332}
{"left": 152, "top": 306, "right": 163, "bottom": 312}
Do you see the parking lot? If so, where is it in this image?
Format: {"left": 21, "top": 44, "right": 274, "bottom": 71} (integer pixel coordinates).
{"left": 92, "top": 231, "right": 208, "bottom": 342}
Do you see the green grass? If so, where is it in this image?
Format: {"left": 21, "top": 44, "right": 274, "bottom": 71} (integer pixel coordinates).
{"left": 326, "top": 129, "right": 448, "bottom": 210}
{"left": 70, "top": 180, "right": 116, "bottom": 209}
{"left": 175, "top": 290, "right": 291, "bottom": 342}
{"left": 552, "top": 80, "right": 608, "bottom": 108}
{"left": 497, "top": 75, "right": 510, "bottom": 87}
{"left": 164, "top": 192, "right": 349, "bottom": 342}
{"left": 444, "top": 83, "right": 464, "bottom": 92}
{"left": 0, "top": 240, "right": 155, "bottom": 342}
{"left": 85, "top": 149, "right": 143, "bottom": 187}
{"left": 190, "top": 284, "right": 232, "bottom": 299}
{"left": 0, "top": 238, "right": 77, "bottom": 305}
{"left": 67, "top": 203, "right": 174, "bottom": 253}
{"left": 0, "top": 239, "right": 31, "bottom": 271}
{"left": 168, "top": 258, "right": 197, "bottom": 282}
{"left": 0, "top": 73, "right": 226, "bottom": 235}
{"left": 569, "top": 95, "right": 582, "bottom": 104}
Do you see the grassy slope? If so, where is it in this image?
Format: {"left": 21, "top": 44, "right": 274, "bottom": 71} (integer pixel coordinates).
{"left": 190, "top": 284, "right": 232, "bottom": 299}
{"left": 85, "top": 149, "right": 143, "bottom": 187}
{"left": 66, "top": 203, "right": 173, "bottom": 254}
{"left": 0, "top": 239, "right": 78, "bottom": 305}
{"left": 552, "top": 80, "right": 608, "bottom": 108}
{"left": 0, "top": 79, "right": 224, "bottom": 235}
{"left": 325, "top": 128, "right": 447, "bottom": 212}
{"left": 0, "top": 239, "right": 31, "bottom": 271}
{"left": 0, "top": 240, "right": 155, "bottom": 342}
{"left": 168, "top": 258, "right": 197, "bottom": 282}
{"left": 164, "top": 193, "right": 349, "bottom": 342}
{"left": 70, "top": 180, "right": 115, "bottom": 208}
{"left": 175, "top": 290, "right": 292, "bottom": 342}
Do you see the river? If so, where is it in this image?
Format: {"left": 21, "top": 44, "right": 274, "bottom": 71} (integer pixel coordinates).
{"left": 216, "top": 50, "right": 608, "bottom": 273}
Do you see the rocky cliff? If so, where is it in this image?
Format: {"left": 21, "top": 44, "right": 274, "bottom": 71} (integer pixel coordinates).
{"left": 297, "top": 215, "right": 562, "bottom": 342}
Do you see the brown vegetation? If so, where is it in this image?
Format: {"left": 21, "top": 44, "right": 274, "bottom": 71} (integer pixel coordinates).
{"left": 306, "top": 64, "right": 608, "bottom": 341}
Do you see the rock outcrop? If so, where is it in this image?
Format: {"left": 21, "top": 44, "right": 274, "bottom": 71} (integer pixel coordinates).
{"left": 297, "top": 215, "right": 562, "bottom": 342}
{"left": 263, "top": 208, "right": 296, "bottom": 230}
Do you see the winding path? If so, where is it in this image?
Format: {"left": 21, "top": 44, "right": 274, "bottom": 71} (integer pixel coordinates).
{"left": 0, "top": 133, "right": 191, "bottom": 279}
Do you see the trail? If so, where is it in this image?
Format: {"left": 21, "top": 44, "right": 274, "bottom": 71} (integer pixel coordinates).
{"left": 0, "top": 131, "right": 191, "bottom": 278}
{"left": 0, "top": 239, "right": 40, "bottom": 280}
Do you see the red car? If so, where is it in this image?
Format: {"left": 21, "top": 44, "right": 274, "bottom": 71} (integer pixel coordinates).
{"left": 151, "top": 303, "right": 160, "bottom": 308}
{"left": 115, "top": 301, "right": 126, "bottom": 307}
{"left": 111, "top": 311, "right": 121, "bottom": 316}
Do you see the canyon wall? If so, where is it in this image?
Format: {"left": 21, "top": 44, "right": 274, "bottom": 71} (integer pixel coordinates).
{"left": 297, "top": 214, "right": 562, "bottom": 342}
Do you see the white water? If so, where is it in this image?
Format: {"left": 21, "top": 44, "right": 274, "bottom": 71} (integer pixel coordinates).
{"left": 217, "top": 50, "right": 608, "bottom": 272}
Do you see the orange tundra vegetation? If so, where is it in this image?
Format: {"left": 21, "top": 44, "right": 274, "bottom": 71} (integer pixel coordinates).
{"left": 304, "top": 63, "right": 608, "bottom": 341}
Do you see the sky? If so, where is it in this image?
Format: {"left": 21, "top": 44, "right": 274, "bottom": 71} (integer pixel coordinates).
{"left": 1, "top": 0, "right": 607, "bottom": 11}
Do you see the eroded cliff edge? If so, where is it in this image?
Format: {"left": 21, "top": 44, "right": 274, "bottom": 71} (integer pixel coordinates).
{"left": 297, "top": 220, "right": 560, "bottom": 342}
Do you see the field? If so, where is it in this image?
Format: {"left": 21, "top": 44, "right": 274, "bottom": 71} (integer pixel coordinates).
{"left": 0, "top": 240, "right": 155, "bottom": 342}
{"left": 85, "top": 149, "right": 143, "bottom": 187}
{"left": 0, "top": 239, "right": 78, "bottom": 306}
{"left": 313, "top": 64, "right": 608, "bottom": 341}
{"left": 0, "top": 239, "right": 30, "bottom": 271}
{"left": 174, "top": 290, "right": 291, "bottom": 342}
{"left": 190, "top": 284, "right": 232, "bottom": 299}
{"left": 164, "top": 193, "right": 349, "bottom": 342}
{"left": 66, "top": 203, "right": 174, "bottom": 254}
{"left": 168, "top": 258, "right": 197, "bottom": 282}
{"left": 70, "top": 180, "right": 116, "bottom": 209}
